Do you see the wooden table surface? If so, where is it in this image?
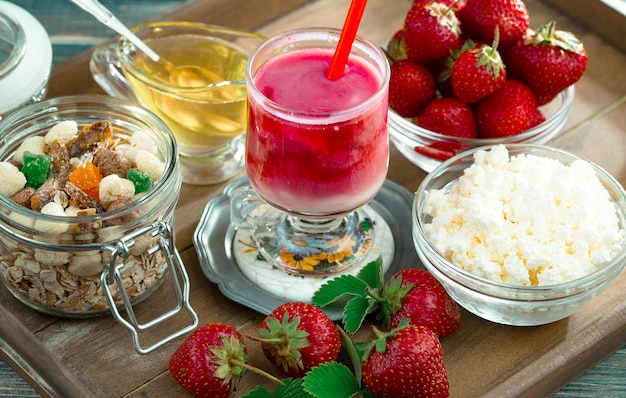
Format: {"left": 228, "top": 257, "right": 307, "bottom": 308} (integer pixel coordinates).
{"left": 1, "top": 0, "right": 625, "bottom": 397}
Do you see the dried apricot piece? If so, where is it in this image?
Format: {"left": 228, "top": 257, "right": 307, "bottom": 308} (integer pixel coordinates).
{"left": 69, "top": 162, "right": 103, "bottom": 201}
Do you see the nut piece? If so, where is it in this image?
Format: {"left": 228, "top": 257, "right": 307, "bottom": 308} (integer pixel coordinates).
{"left": 99, "top": 174, "right": 135, "bottom": 207}
{"left": 0, "top": 162, "right": 27, "bottom": 197}
{"left": 11, "top": 187, "right": 36, "bottom": 207}
{"left": 68, "top": 251, "right": 104, "bottom": 277}
{"left": 45, "top": 120, "right": 78, "bottom": 145}
{"left": 34, "top": 202, "right": 69, "bottom": 234}
{"left": 124, "top": 130, "right": 157, "bottom": 162}
{"left": 93, "top": 149, "right": 131, "bottom": 177}
{"left": 14, "top": 136, "right": 46, "bottom": 163}
{"left": 135, "top": 150, "right": 165, "bottom": 181}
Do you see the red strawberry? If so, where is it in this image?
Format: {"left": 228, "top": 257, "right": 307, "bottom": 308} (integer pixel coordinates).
{"left": 507, "top": 21, "right": 588, "bottom": 105}
{"left": 457, "top": 0, "right": 529, "bottom": 50}
{"left": 437, "top": 0, "right": 467, "bottom": 9}
{"left": 389, "top": 59, "right": 437, "bottom": 117}
{"left": 258, "top": 302, "right": 341, "bottom": 378}
{"left": 414, "top": 144, "right": 457, "bottom": 161}
{"left": 475, "top": 79, "right": 539, "bottom": 138}
{"left": 403, "top": 1, "right": 462, "bottom": 64}
{"left": 452, "top": 30, "right": 506, "bottom": 103}
{"left": 362, "top": 322, "right": 450, "bottom": 398}
{"left": 430, "top": 38, "right": 478, "bottom": 97}
{"left": 387, "top": 29, "right": 407, "bottom": 62}
{"left": 415, "top": 97, "right": 477, "bottom": 139}
{"left": 383, "top": 268, "right": 461, "bottom": 338}
{"left": 169, "top": 323, "right": 247, "bottom": 398}
{"left": 529, "top": 106, "right": 547, "bottom": 128}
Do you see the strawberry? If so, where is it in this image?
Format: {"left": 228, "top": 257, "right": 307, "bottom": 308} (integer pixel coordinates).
{"left": 362, "top": 321, "right": 450, "bottom": 398}
{"left": 389, "top": 59, "right": 437, "bottom": 117}
{"left": 507, "top": 21, "right": 588, "bottom": 105}
{"left": 529, "top": 106, "right": 547, "bottom": 128}
{"left": 169, "top": 323, "right": 247, "bottom": 398}
{"left": 403, "top": 1, "right": 462, "bottom": 64}
{"left": 383, "top": 268, "right": 461, "bottom": 338}
{"left": 414, "top": 144, "right": 457, "bottom": 161}
{"left": 414, "top": 97, "right": 477, "bottom": 139}
{"left": 430, "top": 38, "right": 477, "bottom": 98}
{"left": 258, "top": 302, "right": 341, "bottom": 378}
{"left": 457, "top": 0, "right": 529, "bottom": 50}
{"left": 475, "top": 79, "right": 539, "bottom": 138}
{"left": 387, "top": 29, "right": 407, "bottom": 62}
{"left": 437, "top": 0, "right": 467, "bottom": 8}
{"left": 313, "top": 258, "right": 463, "bottom": 339}
{"left": 452, "top": 30, "right": 506, "bottom": 103}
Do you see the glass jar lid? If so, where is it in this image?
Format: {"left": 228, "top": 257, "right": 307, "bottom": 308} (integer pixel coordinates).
{"left": 0, "top": 7, "right": 25, "bottom": 77}
{"left": 0, "top": 1, "right": 52, "bottom": 116}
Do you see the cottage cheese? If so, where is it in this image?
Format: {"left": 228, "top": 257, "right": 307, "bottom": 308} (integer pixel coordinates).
{"left": 423, "top": 145, "right": 625, "bottom": 286}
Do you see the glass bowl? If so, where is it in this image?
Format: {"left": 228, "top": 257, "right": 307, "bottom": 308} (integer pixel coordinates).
{"left": 390, "top": 86, "right": 575, "bottom": 173}
{"left": 412, "top": 144, "right": 626, "bottom": 326}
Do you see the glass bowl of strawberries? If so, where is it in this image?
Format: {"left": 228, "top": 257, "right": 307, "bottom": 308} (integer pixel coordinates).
{"left": 386, "top": 0, "right": 585, "bottom": 172}
{"left": 412, "top": 144, "right": 626, "bottom": 326}
{"left": 389, "top": 85, "right": 574, "bottom": 173}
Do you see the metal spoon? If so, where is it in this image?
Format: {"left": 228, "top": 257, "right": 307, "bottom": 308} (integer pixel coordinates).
{"left": 69, "top": 0, "right": 160, "bottom": 62}
{"left": 71, "top": 0, "right": 231, "bottom": 89}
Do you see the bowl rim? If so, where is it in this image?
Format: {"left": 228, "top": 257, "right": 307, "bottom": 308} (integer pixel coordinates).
{"left": 389, "top": 85, "right": 575, "bottom": 145}
{"left": 413, "top": 143, "right": 626, "bottom": 295}
{"left": 0, "top": 94, "right": 180, "bottom": 224}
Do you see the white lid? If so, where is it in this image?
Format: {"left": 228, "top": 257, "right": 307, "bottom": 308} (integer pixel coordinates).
{"left": 0, "top": 1, "right": 52, "bottom": 115}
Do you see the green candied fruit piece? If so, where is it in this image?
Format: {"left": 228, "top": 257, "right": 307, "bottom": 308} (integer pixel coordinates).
{"left": 127, "top": 169, "right": 153, "bottom": 193}
{"left": 22, "top": 151, "right": 51, "bottom": 189}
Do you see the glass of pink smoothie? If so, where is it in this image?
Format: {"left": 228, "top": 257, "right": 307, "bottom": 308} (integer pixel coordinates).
{"left": 235, "top": 27, "right": 389, "bottom": 275}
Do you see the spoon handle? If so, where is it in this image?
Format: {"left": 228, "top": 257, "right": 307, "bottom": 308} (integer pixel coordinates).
{"left": 68, "top": 0, "right": 160, "bottom": 62}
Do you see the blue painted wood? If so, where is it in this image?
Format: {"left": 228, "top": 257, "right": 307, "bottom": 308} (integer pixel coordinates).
{"left": 553, "top": 346, "right": 626, "bottom": 397}
{"left": 10, "top": 0, "right": 186, "bottom": 64}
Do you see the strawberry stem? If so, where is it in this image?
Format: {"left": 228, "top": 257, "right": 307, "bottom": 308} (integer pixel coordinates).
{"left": 491, "top": 27, "right": 500, "bottom": 51}
{"left": 529, "top": 21, "right": 584, "bottom": 54}
{"left": 230, "top": 359, "right": 286, "bottom": 386}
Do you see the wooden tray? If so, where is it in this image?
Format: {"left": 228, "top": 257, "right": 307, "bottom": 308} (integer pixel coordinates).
{"left": 1, "top": 0, "right": 625, "bottom": 397}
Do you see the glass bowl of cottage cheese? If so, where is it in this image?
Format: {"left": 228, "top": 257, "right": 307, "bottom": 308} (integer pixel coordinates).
{"left": 413, "top": 144, "right": 626, "bottom": 326}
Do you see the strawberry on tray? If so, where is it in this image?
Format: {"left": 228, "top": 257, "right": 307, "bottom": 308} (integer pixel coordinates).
{"left": 169, "top": 259, "right": 460, "bottom": 397}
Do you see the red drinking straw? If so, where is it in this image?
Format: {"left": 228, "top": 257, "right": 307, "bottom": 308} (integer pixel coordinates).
{"left": 327, "top": 0, "right": 368, "bottom": 80}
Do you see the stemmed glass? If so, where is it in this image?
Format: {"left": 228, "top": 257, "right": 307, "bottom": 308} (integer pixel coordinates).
{"left": 232, "top": 27, "right": 390, "bottom": 275}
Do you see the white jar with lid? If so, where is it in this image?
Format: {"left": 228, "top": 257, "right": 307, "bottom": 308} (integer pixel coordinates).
{"left": 0, "top": 1, "right": 52, "bottom": 118}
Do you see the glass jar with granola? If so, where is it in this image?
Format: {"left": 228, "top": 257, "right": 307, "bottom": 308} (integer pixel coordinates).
{"left": 0, "top": 95, "right": 197, "bottom": 353}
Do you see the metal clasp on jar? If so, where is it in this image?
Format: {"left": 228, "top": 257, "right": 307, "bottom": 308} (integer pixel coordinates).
{"left": 101, "top": 220, "right": 198, "bottom": 354}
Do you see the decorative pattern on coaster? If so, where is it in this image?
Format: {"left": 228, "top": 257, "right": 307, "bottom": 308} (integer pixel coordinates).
{"left": 232, "top": 205, "right": 395, "bottom": 303}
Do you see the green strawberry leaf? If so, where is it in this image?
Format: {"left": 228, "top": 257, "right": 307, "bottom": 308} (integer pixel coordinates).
{"left": 242, "top": 378, "right": 314, "bottom": 398}
{"left": 313, "top": 258, "right": 387, "bottom": 334}
{"left": 355, "top": 257, "right": 384, "bottom": 291}
{"left": 312, "top": 274, "right": 368, "bottom": 307}
{"left": 343, "top": 294, "right": 376, "bottom": 334}
{"left": 312, "top": 258, "right": 384, "bottom": 308}
{"left": 338, "top": 327, "right": 363, "bottom": 386}
{"left": 302, "top": 362, "right": 360, "bottom": 398}
{"left": 274, "top": 378, "right": 316, "bottom": 398}
{"left": 375, "top": 273, "right": 414, "bottom": 328}
{"left": 242, "top": 387, "right": 274, "bottom": 398}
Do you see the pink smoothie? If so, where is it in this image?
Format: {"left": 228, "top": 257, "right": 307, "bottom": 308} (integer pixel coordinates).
{"left": 246, "top": 48, "right": 389, "bottom": 215}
